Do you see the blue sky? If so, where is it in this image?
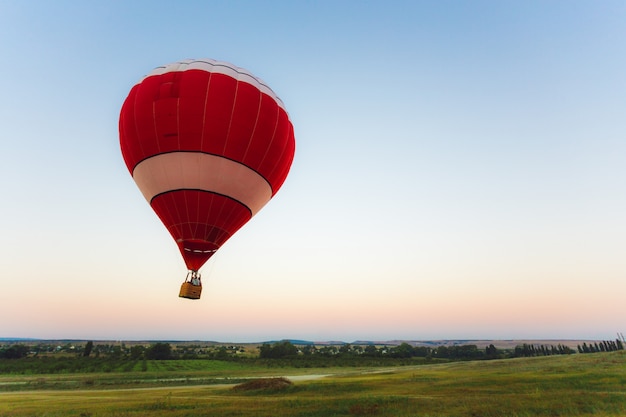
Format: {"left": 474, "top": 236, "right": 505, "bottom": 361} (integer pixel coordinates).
{"left": 1, "top": 0, "right": 625, "bottom": 342}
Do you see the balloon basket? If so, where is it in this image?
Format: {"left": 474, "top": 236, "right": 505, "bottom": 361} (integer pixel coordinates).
{"left": 179, "top": 271, "right": 202, "bottom": 299}
{"left": 179, "top": 282, "right": 202, "bottom": 299}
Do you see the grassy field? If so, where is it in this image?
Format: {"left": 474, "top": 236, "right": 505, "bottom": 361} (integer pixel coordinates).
{"left": 1, "top": 351, "right": 624, "bottom": 416}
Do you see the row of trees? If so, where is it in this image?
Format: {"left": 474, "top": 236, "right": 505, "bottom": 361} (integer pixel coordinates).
{"left": 259, "top": 341, "right": 501, "bottom": 360}
{"left": 4, "top": 340, "right": 623, "bottom": 362}
{"left": 2, "top": 341, "right": 244, "bottom": 360}
{"left": 512, "top": 340, "right": 625, "bottom": 357}
{"left": 261, "top": 340, "right": 625, "bottom": 360}
{"left": 578, "top": 339, "right": 624, "bottom": 354}
{"left": 513, "top": 343, "right": 576, "bottom": 357}
{"left": 84, "top": 342, "right": 174, "bottom": 360}
{"left": 0, "top": 342, "right": 176, "bottom": 360}
{"left": 0, "top": 344, "right": 29, "bottom": 359}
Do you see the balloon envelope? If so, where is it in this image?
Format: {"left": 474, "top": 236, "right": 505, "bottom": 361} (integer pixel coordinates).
{"left": 119, "top": 59, "right": 295, "bottom": 271}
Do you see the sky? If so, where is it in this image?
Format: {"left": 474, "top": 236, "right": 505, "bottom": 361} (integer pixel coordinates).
{"left": 0, "top": 0, "right": 625, "bottom": 343}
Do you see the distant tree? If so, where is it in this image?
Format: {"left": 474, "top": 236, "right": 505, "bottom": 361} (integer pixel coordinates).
{"left": 277, "top": 341, "right": 298, "bottom": 357}
{"left": 434, "top": 346, "right": 449, "bottom": 358}
{"left": 338, "top": 343, "right": 352, "bottom": 356}
{"left": 212, "top": 346, "right": 232, "bottom": 360}
{"left": 362, "top": 344, "right": 380, "bottom": 357}
{"left": 301, "top": 345, "right": 316, "bottom": 356}
{"left": 146, "top": 343, "right": 172, "bottom": 360}
{"left": 1, "top": 344, "right": 29, "bottom": 359}
{"left": 413, "top": 346, "right": 431, "bottom": 357}
{"left": 108, "top": 345, "right": 123, "bottom": 359}
{"left": 318, "top": 345, "right": 338, "bottom": 357}
{"left": 485, "top": 344, "right": 498, "bottom": 358}
{"left": 130, "top": 345, "right": 145, "bottom": 360}
{"left": 83, "top": 341, "right": 94, "bottom": 357}
{"left": 259, "top": 341, "right": 298, "bottom": 359}
{"left": 458, "top": 345, "right": 482, "bottom": 359}
{"left": 515, "top": 344, "right": 534, "bottom": 357}
{"left": 388, "top": 343, "right": 413, "bottom": 358}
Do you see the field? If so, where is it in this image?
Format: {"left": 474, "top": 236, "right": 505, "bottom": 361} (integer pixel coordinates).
{"left": 1, "top": 351, "right": 625, "bottom": 416}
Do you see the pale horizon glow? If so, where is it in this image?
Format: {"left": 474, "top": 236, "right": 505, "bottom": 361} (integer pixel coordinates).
{"left": 0, "top": 0, "right": 625, "bottom": 343}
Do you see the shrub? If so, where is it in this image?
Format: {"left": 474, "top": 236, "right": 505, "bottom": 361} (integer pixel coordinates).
{"left": 232, "top": 377, "right": 293, "bottom": 392}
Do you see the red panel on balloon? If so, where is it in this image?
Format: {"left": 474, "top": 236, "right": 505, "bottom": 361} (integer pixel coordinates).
{"left": 150, "top": 190, "right": 251, "bottom": 270}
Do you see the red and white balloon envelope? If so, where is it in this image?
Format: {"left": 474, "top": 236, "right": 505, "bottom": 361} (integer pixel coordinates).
{"left": 119, "top": 59, "right": 295, "bottom": 299}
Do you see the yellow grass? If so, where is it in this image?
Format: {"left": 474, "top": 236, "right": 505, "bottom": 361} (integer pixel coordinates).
{"left": 1, "top": 351, "right": 625, "bottom": 416}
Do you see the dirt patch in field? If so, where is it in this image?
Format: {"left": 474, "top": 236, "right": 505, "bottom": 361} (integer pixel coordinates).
{"left": 232, "top": 377, "right": 293, "bottom": 392}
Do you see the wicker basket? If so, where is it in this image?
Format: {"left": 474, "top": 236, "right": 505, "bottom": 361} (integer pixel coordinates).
{"left": 179, "top": 282, "right": 202, "bottom": 300}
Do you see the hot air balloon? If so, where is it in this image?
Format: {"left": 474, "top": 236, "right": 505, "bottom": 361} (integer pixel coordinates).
{"left": 119, "top": 59, "right": 295, "bottom": 299}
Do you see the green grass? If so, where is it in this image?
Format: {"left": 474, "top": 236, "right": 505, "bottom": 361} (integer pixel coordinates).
{"left": 0, "top": 352, "right": 624, "bottom": 416}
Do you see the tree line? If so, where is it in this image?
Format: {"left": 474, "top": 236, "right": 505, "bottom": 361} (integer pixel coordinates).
{"left": 2, "top": 339, "right": 623, "bottom": 364}
{"left": 261, "top": 341, "right": 516, "bottom": 360}
{"left": 577, "top": 339, "right": 624, "bottom": 354}
{"left": 513, "top": 343, "right": 576, "bottom": 357}
{"left": 259, "top": 340, "right": 623, "bottom": 361}
{"left": 0, "top": 342, "right": 244, "bottom": 361}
